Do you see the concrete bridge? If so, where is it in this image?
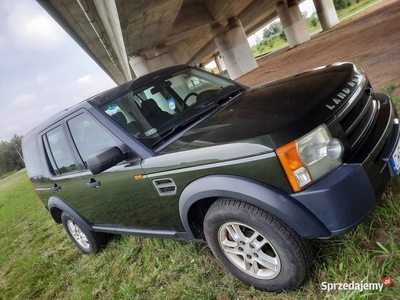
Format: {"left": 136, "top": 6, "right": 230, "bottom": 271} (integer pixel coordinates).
{"left": 37, "top": 0, "right": 339, "bottom": 84}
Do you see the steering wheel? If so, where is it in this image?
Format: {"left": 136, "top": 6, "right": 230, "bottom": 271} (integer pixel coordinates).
{"left": 183, "top": 92, "right": 198, "bottom": 107}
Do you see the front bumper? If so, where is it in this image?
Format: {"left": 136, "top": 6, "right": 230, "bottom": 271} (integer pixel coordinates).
{"left": 292, "top": 96, "right": 399, "bottom": 238}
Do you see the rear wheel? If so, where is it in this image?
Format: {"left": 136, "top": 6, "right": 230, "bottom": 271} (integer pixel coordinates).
{"left": 203, "top": 199, "right": 312, "bottom": 291}
{"left": 61, "top": 212, "right": 107, "bottom": 254}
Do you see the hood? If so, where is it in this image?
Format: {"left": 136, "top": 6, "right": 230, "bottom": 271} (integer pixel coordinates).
{"left": 163, "top": 63, "right": 363, "bottom": 152}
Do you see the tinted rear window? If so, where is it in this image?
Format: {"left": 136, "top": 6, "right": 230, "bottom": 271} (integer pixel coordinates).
{"left": 44, "top": 126, "right": 77, "bottom": 175}
{"left": 22, "top": 134, "right": 43, "bottom": 177}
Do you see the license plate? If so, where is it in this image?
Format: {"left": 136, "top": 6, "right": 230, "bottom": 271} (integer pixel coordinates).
{"left": 389, "top": 139, "right": 400, "bottom": 176}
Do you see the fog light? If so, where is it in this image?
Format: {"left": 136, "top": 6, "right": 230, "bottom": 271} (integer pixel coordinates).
{"left": 293, "top": 167, "right": 311, "bottom": 187}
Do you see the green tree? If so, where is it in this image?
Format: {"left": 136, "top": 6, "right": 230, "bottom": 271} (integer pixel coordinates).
{"left": 269, "top": 22, "right": 283, "bottom": 35}
{"left": 255, "top": 34, "right": 262, "bottom": 53}
{"left": 0, "top": 134, "right": 25, "bottom": 176}
{"left": 262, "top": 27, "right": 272, "bottom": 39}
{"left": 262, "top": 22, "right": 283, "bottom": 39}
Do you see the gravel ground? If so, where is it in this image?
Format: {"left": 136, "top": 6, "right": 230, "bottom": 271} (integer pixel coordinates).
{"left": 237, "top": 0, "right": 400, "bottom": 95}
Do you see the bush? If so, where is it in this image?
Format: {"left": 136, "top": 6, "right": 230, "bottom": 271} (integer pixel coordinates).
{"left": 333, "top": 0, "right": 347, "bottom": 10}
{"left": 279, "top": 31, "right": 287, "bottom": 42}
{"left": 309, "top": 16, "right": 319, "bottom": 27}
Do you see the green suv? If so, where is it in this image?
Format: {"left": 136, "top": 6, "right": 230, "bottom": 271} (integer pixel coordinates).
{"left": 22, "top": 63, "right": 399, "bottom": 291}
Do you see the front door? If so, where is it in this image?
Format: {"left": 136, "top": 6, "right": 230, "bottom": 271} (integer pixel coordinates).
{"left": 42, "top": 110, "right": 174, "bottom": 229}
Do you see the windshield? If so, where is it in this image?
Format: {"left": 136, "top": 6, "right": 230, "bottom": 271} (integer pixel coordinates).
{"left": 101, "top": 67, "right": 243, "bottom": 148}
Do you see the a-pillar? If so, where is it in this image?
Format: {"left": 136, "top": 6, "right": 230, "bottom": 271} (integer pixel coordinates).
{"left": 276, "top": 0, "right": 310, "bottom": 48}
{"left": 129, "top": 54, "right": 149, "bottom": 78}
{"left": 211, "top": 18, "right": 257, "bottom": 80}
{"left": 313, "top": 0, "right": 339, "bottom": 31}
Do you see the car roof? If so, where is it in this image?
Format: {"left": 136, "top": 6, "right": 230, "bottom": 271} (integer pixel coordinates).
{"left": 89, "top": 64, "right": 189, "bottom": 106}
{"left": 23, "top": 64, "right": 189, "bottom": 137}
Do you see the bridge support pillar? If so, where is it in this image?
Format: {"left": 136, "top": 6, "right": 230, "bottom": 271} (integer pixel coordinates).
{"left": 276, "top": 0, "right": 310, "bottom": 48}
{"left": 214, "top": 55, "right": 226, "bottom": 74}
{"left": 211, "top": 18, "right": 257, "bottom": 80}
{"left": 313, "top": 0, "right": 339, "bottom": 30}
{"left": 129, "top": 54, "right": 149, "bottom": 78}
{"left": 129, "top": 45, "right": 175, "bottom": 77}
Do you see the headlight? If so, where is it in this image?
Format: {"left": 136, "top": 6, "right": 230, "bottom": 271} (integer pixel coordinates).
{"left": 277, "top": 125, "right": 343, "bottom": 192}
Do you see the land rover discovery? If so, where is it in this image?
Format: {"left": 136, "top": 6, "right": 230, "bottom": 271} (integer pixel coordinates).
{"left": 22, "top": 63, "right": 399, "bottom": 291}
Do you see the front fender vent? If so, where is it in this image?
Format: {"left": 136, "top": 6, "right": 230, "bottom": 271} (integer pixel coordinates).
{"left": 152, "top": 178, "right": 177, "bottom": 196}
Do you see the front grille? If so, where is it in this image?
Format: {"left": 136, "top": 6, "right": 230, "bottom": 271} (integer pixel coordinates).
{"left": 337, "top": 90, "right": 378, "bottom": 149}
{"left": 325, "top": 68, "right": 396, "bottom": 176}
{"left": 329, "top": 83, "right": 378, "bottom": 158}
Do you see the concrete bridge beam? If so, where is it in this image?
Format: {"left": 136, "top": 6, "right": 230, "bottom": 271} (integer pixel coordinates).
{"left": 93, "top": 0, "right": 132, "bottom": 81}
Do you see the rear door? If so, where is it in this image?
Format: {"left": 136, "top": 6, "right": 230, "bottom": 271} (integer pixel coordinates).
{"left": 33, "top": 121, "right": 84, "bottom": 214}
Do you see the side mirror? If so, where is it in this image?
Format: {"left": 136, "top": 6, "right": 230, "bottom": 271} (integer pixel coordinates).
{"left": 86, "top": 146, "right": 129, "bottom": 174}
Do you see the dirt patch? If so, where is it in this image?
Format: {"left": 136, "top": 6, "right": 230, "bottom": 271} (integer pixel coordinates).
{"left": 237, "top": 0, "right": 400, "bottom": 93}
{"left": 372, "top": 228, "right": 391, "bottom": 246}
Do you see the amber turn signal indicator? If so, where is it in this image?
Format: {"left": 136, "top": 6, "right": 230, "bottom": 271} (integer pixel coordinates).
{"left": 276, "top": 141, "right": 311, "bottom": 192}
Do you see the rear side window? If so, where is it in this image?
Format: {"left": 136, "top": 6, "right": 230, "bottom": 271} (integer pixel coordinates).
{"left": 44, "top": 126, "right": 77, "bottom": 175}
{"left": 67, "top": 112, "right": 120, "bottom": 165}
{"left": 22, "top": 134, "right": 43, "bottom": 177}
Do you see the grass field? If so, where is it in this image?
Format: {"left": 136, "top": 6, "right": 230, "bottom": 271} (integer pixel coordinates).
{"left": 1, "top": 85, "right": 400, "bottom": 299}
{"left": 336, "top": 0, "right": 380, "bottom": 20}
{"left": 253, "top": 0, "right": 380, "bottom": 58}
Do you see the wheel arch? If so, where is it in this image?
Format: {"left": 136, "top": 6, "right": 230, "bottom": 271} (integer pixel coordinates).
{"left": 48, "top": 196, "right": 93, "bottom": 231}
{"left": 179, "top": 175, "right": 331, "bottom": 240}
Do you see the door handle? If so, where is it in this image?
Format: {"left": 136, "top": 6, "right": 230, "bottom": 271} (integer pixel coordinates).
{"left": 86, "top": 178, "right": 101, "bottom": 189}
{"left": 51, "top": 184, "right": 61, "bottom": 192}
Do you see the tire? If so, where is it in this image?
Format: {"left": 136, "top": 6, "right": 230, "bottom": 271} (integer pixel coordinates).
{"left": 203, "top": 198, "right": 312, "bottom": 292}
{"left": 61, "top": 212, "right": 108, "bottom": 254}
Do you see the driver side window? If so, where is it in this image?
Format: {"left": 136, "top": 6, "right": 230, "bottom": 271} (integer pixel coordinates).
{"left": 68, "top": 112, "right": 120, "bottom": 166}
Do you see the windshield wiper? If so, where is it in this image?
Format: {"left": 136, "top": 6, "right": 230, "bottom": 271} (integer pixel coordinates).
{"left": 151, "top": 104, "right": 219, "bottom": 148}
{"left": 152, "top": 86, "right": 245, "bottom": 148}
{"left": 214, "top": 86, "right": 244, "bottom": 105}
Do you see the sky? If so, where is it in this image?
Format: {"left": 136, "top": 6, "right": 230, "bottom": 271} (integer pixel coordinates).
{"left": 0, "top": 0, "right": 316, "bottom": 142}
{"left": 0, "top": 0, "right": 116, "bottom": 142}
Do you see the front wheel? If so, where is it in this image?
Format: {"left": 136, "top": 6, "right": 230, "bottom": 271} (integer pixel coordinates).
{"left": 61, "top": 212, "right": 107, "bottom": 254}
{"left": 203, "top": 199, "right": 312, "bottom": 291}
